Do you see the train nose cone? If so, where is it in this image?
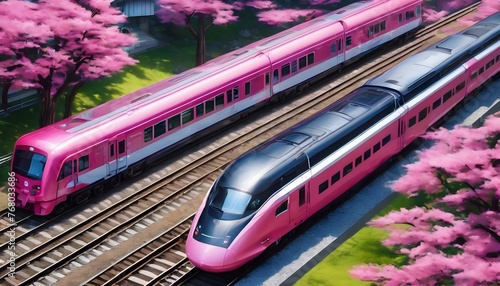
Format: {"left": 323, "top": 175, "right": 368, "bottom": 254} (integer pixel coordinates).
{"left": 186, "top": 239, "right": 237, "bottom": 272}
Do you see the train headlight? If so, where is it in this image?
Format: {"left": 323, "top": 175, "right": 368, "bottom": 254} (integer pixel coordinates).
{"left": 223, "top": 236, "right": 231, "bottom": 244}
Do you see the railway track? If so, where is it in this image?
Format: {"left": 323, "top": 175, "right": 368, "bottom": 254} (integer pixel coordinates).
{"left": 1, "top": 3, "right": 482, "bottom": 285}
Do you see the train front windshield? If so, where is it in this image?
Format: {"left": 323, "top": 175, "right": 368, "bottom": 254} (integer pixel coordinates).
{"left": 12, "top": 150, "right": 47, "bottom": 180}
{"left": 210, "top": 187, "right": 251, "bottom": 216}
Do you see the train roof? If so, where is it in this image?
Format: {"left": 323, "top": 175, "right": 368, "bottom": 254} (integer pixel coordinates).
{"left": 365, "top": 11, "right": 500, "bottom": 96}
{"left": 218, "top": 87, "right": 397, "bottom": 195}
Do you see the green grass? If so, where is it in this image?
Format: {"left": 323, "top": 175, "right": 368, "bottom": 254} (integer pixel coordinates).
{"left": 295, "top": 195, "right": 420, "bottom": 286}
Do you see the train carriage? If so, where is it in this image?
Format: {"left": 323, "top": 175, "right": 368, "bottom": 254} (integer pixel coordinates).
{"left": 186, "top": 12, "right": 500, "bottom": 273}
{"left": 12, "top": 0, "right": 423, "bottom": 215}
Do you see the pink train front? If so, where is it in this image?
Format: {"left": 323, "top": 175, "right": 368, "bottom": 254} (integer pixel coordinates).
{"left": 186, "top": 13, "right": 500, "bottom": 272}
{"left": 11, "top": 0, "right": 423, "bottom": 215}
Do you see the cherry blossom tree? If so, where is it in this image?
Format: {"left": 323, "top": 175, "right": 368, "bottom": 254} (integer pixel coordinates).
{"left": 0, "top": 0, "right": 137, "bottom": 127}
{"left": 350, "top": 114, "right": 500, "bottom": 285}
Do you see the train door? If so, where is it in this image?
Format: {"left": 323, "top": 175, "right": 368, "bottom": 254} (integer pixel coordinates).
{"left": 289, "top": 185, "right": 308, "bottom": 227}
{"left": 337, "top": 38, "right": 344, "bottom": 63}
{"left": 57, "top": 159, "right": 77, "bottom": 196}
{"left": 116, "top": 136, "right": 127, "bottom": 172}
{"left": 107, "top": 140, "right": 117, "bottom": 177}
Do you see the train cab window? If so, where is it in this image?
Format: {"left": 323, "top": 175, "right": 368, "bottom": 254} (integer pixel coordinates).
{"left": 227, "top": 89, "right": 233, "bottom": 103}
{"left": 215, "top": 94, "right": 224, "bottom": 109}
{"left": 381, "top": 21, "right": 386, "bottom": 31}
{"left": 206, "top": 99, "right": 215, "bottom": 113}
{"left": 456, "top": 81, "right": 465, "bottom": 93}
{"left": 307, "top": 53, "right": 315, "bottom": 65}
{"left": 196, "top": 103, "right": 204, "bottom": 117}
{"left": 182, "top": 108, "right": 194, "bottom": 124}
{"left": 58, "top": 161, "right": 72, "bottom": 181}
{"left": 118, "top": 140, "right": 126, "bottom": 154}
{"left": 245, "top": 82, "right": 251, "bottom": 95}
{"left": 299, "top": 56, "right": 307, "bottom": 69}
{"left": 373, "top": 142, "right": 381, "bottom": 153}
{"left": 78, "top": 155, "right": 89, "bottom": 172}
{"left": 318, "top": 180, "right": 328, "bottom": 194}
{"left": 330, "top": 43, "right": 336, "bottom": 54}
{"left": 154, "top": 121, "right": 166, "bottom": 138}
{"left": 233, "top": 87, "right": 239, "bottom": 100}
{"left": 331, "top": 171, "right": 340, "bottom": 185}
{"left": 282, "top": 63, "right": 291, "bottom": 77}
{"left": 291, "top": 60, "right": 298, "bottom": 72}
{"left": 265, "top": 72, "right": 270, "bottom": 85}
{"left": 273, "top": 69, "right": 279, "bottom": 83}
{"left": 418, "top": 108, "right": 428, "bottom": 121}
{"left": 275, "top": 200, "right": 288, "bottom": 216}
{"left": 364, "top": 149, "right": 371, "bottom": 160}
{"left": 144, "top": 126, "right": 153, "bottom": 142}
{"left": 355, "top": 155, "right": 362, "bottom": 167}
{"left": 382, "top": 134, "right": 391, "bottom": 146}
{"left": 299, "top": 187, "right": 306, "bottom": 206}
{"left": 346, "top": 36, "right": 352, "bottom": 47}
{"left": 343, "top": 162, "right": 353, "bottom": 176}
{"left": 433, "top": 98, "right": 442, "bottom": 110}
{"left": 443, "top": 90, "right": 453, "bottom": 103}
{"left": 168, "top": 114, "right": 181, "bottom": 131}
{"left": 409, "top": 116, "right": 417, "bottom": 127}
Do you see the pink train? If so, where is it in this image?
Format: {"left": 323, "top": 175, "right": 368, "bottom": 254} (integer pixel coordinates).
{"left": 11, "top": 0, "right": 423, "bottom": 215}
{"left": 186, "top": 12, "right": 500, "bottom": 272}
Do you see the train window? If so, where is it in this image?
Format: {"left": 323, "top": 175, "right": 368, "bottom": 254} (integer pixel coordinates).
{"left": 319, "top": 180, "right": 328, "bottom": 194}
{"left": 168, "top": 114, "right": 181, "bottom": 130}
{"left": 299, "top": 56, "right": 307, "bottom": 69}
{"left": 456, "top": 81, "right": 465, "bottom": 92}
{"left": 418, "top": 108, "right": 427, "bottom": 121}
{"left": 282, "top": 63, "right": 291, "bottom": 77}
{"left": 291, "top": 60, "right": 298, "bottom": 72}
{"left": 232, "top": 87, "right": 238, "bottom": 100}
{"left": 433, "top": 98, "right": 442, "bottom": 110}
{"left": 265, "top": 72, "right": 270, "bottom": 85}
{"left": 227, "top": 89, "right": 233, "bottom": 103}
{"left": 205, "top": 99, "right": 215, "bottom": 113}
{"left": 406, "top": 11, "right": 415, "bottom": 20}
{"left": 330, "top": 43, "right": 336, "bottom": 54}
{"left": 355, "top": 155, "right": 362, "bottom": 167}
{"left": 215, "top": 94, "right": 224, "bottom": 109}
{"left": 343, "top": 162, "right": 353, "bottom": 176}
{"left": 118, "top": 140, "right": 126, "bottom": 154}
{"left": 58, "top": 161, "right": 72, "bottom": 181}
{"left": 398, "top": 14, "right": 402, "bottom": 23}
{"left": 374, "top": 23, "right": 379, "bottom": 34}
{"left": 471, "top": 72, "right": 478, "bottom": 79}
{"left": 275, "top": 200, "right": 288, "bottom": 216}
{"left": 245, "top": 82, "right": 251, "bottom": 95}
{"left": 479, "top": 66, "right": 484, "bottom": 75}
{"left": 144, "top": 126, "right": 153, "bottom": 142}
{"left": 307, "top": 53, "right": 315, "bottom": 65}
{"left": 368, "top": 26, "right": 374, "bottom": 37}
{"left": 373, "top": 142, "right": 381, "bottom": 153}
{"left": 497, "top": 55, "right": 500, "bottom": 62}
{"left": 364, "top": 149, "right": 371, "bottom": 160}
{"left": 110, "top": 144, "right": 115, "bottom": 157}
{"left": 78, "top": 155, "right": 89, "bottom": 172}
{"left": 299, "top": 187, "right": 306, "bottom": 206}
{"left": 273, "top": 69, "right": 279, "bottom": 83}
{"left": 382, "top": 134, "right": 391, "bottom": 146}
{"left": 409, "top": 116, "right": 416, "bottom": 127}
{"left": 443, "top": 90, "right": 453, "bottom": 103}
{"left": 196, "top": 103, "right": 204, "bottom": 117}
{"left": 486, "top": 59, "right": 494, "bottom": 70}
{"left": 416, "top": 5, "right": 421, "bottom": 16}
{"left": 346, "top": 36, "right": 352, "bottom": 47}
{"left": 331, "top": 172, "right": 340, "bottom": 185}
{"left": 182, "top": 108, "right": 194, "bottom": 124}
{"left": 154, "top": 121, "right": 166, "bottom": 138}
{"left": 381, "top": 21, "right": 386, "bottom": 31}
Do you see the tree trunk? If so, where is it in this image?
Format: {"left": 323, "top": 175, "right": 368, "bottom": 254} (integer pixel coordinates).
{"left": 1, "top": 82, "right": 12, "bottom": 111}
{"left": 63, "top": 81, "right": 84, "bottom": 119}
{"left": 195, "top": 14, "right": 206, "bottom": 66}
{"left": 39, "top": 89, "right": 56, "bottom": 127}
